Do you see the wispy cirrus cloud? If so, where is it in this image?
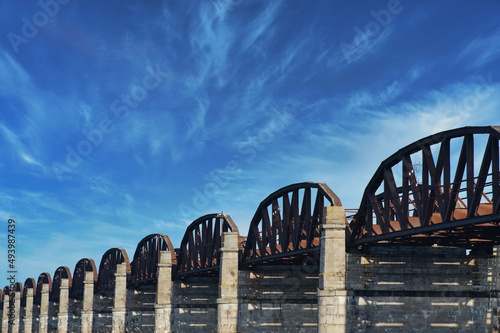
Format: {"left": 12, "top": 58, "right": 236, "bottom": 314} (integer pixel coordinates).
{"left": 457, "top": 29, "right": 500, "bottom": 69}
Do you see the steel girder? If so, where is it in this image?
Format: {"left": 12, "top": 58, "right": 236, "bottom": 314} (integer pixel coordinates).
{"left": 50, "top": 266, "right": 72, "bottom": 303}
{"left": 130, "top": 233, "right": 176, "bottom": 284}
{"left": 96, "top": 247, "right": 130, "bottom": 291}
{"left": 176, "top": 213, "right": 238, "bottom": 277}
{"left": 241, "top": 182, "right": 341, "bottom": 266}
{"left": 349, "top": 126, "right": 500, "bottom": 249}
{"left": 71, "top": 258, "right": 97, "bottom": 299}
{"left": 34, "top": 272, "right": 52, "bottom": 305}
{"left": 21, "top": 278, "right": 36, "bottom": 307}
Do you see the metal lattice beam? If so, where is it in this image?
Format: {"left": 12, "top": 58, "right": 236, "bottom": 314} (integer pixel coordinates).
{"left": 349, "top": 126, "right": 500, "bottom": 248}
{"left": 176, "top": 213, "right": 238, "bottom": 277}
{"left": 241, "top": 182, "right": 341, "bottom": 265}
{"left": 130, "top": 233, "right": 176, "bottom": 284}
{"left": 96, "top": 248, "right": 130, "bottom": 291}
{"left": 71, "top": 258, "right": 97, "bottom": 299}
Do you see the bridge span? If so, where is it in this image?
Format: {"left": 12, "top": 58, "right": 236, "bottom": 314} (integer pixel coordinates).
{"left": 2, "top": 126, "right": 500, "bottom": 332}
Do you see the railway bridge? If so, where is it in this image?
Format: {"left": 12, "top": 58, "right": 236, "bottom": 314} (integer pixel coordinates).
{"left": 2, "top": 126, "right": 500, "bottom": 332}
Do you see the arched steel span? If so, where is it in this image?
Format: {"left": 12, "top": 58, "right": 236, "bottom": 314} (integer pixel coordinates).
{"left": 176, "top": 213, "right": 239, "bottom": 277}
{"left": 241, "top": 182, "right": 341, "bottom": 265}
{"left": 96, "top": 248, "right": 130, "bottom": 291}
{"left": 71, "top": 258, "right": 97, "bottom": 299}
{"left": 130, "top": 233, "right": 176, "bottom": 284}
{"left": 349, "top": 126, "right": 500, "bottom": 249}
{"left": 35, "top": 272, "right": 52, "bottom": 305}
{"left": 22, "top": 278, "right": 36, "bottom": 307}
{"left": 50, "top": 266, "right": 72, "bottom": 303}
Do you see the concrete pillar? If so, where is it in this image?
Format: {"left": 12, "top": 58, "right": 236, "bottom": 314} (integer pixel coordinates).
{"left": 39, "top": 283, "right": 50, "bottom": 333}
{"left": 112, "top": 263, "right": 127, "bottom": 333}
{"left": 1, "top": 293, "right": 8, "bottom": 333}
{"left": 11, "top": 290, "right": 20, "bottom": 333}
{"left": 217, "top": 232, "right": 239, "bottom": 333}
{"left": 155, "top": 251, "right": 173, "bottom": 333}
{"left": 24, "top": 288, "right": 34, "bottom": 333}
{"left": 318, "top": 206, "right": 347, "bottom": 333}
{"left": 57, "top": 279, "right": 69, "bottom": 333}
{"left": 81, "top": 271, "right": 95, "bottom": 333}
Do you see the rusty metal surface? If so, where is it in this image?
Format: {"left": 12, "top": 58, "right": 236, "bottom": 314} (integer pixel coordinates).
{"left": 241, "top": 182, "right": 339, "bottom": 265}
{"left": 176, "top": 213, "right": 239, "bottom": 277}
{"left": 71, "top": 258, "right": 97, "bottom": 299}
{"left": 21, "top": 278, "right": 36, "bottom": 307}
{"left": 34, "top": 272, "right": 52, "bottom": 305}
{"left": 96, "top": 247, "right": 130, "bottom": 291}
{"left": 130, "top": 233, "right": 176, "bottom": 284}
{"left": 349, "top": 126, "right": 500, "bottom": 249}
{"left": 50, "top": 266, "right": 72, "bottom": 302}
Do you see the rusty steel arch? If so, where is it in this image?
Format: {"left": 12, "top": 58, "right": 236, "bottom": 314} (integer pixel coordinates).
{"left": 176, "top": 213, "right": 239, "bottom": 277}
{"left": 96, "top": 248, "right": 130, "bottom": 291}
{"left": 130, "top": 233, "right": 176, "bottom": 284}
{"left": 50, "top": 266, "right": 72, "bottom": 303}
{"left": 241, "top": 182, "right": 341, "bottom": 265}
{"left": 35, "top": 272, "right": 52, "bottom": 305}
{"left": 71, "top": 258, "right": 97, "bottom": 299}
{"left": 22, "top": 278, "right": 36, "bottom": 307}
{"left": 349, "top": 126, "right": 500, "bottom": 249}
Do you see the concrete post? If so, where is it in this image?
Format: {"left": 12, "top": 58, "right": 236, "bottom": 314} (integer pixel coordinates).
{"left": 81, "top": 271, "right": 95, "bottom": 333}
{"left": 217, "top": 232, "right": 239, "bottom": 333}
{"left": 1, "top": 294, "right": 8, "bottom": 333}
{"left": 155, "top": 251, "right": 173, "bottom": 333}
{"left": 58, "top": 279, "right": 69, "bottom": 333}
{"left": 11, "top": 290, "right": 20, "bottom": 333}
{"left": 112, "top": 263, "right": 127, "bottom": 333}
{"left": 318, "top": 206, "right": 347, "bottom": 333}
{"left": 24, "top": 288, "right": 34, "bottom": 333}
{"left": 39, "top": 283, "right": 50, "bottom": 333}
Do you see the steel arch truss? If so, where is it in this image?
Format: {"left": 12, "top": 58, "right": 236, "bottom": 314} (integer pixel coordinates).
{"left": 22, "top": 278, "right": 36, "bottom": 307}
{"left": 176, "top": 213, "right": 239, "bottom": 277}
{"left": 96, "top": 248, "right": 130, "bottom": 291}
{"left": 35, "top": 273, "right": 52, "bottom": 305}
{"left": 349, "top": 126, "right": 500, "bottom": 249}
{"left": 71, "top": 258, "right": 97, "bottom": 299}
{"left": 242, "top": 182, "right": 341, "bottom": 265}
{"left": 131, "top": 233, "right": 176, "bottom": 284}
{"left": 51, "top": 266, "right": 72, "bottom": 302}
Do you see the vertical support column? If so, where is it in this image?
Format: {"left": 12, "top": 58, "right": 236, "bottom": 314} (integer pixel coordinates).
{"left": 11, "top": 290, "right": 20, "bottom": 333}
{"left": 155, "top": 251, "right": 172, "bottom": 333}
{"left": 39, "top": 283, "right": 50, "bottom": 333}
{"left": 112, "top": 263, "right": 127, "bottom": 333}
{"left": 1, "top": 294, "right": 8, "bottom": 333}
{"left": 318, "top": 206, "right": 347, "bottom": 333}
{"left": 24, "top": 288, "right": 34, "bottom": 333}
{"left": 81, "top": 271, "right": 95, "bottom": 333}
{"left": 217, "top": 232, "right": 239, "bottom": 333}
{"left": 58, "top": 279, "right": 69, "bottom": 333}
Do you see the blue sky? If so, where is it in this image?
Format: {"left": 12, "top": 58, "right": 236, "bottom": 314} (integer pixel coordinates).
{"left": 1, "top": 1, "right": 499, "bottom": 282}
